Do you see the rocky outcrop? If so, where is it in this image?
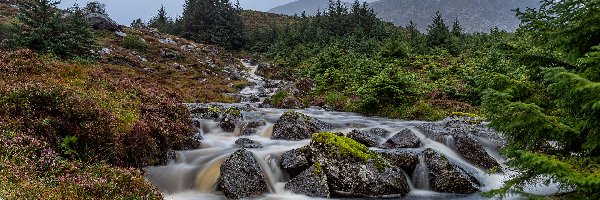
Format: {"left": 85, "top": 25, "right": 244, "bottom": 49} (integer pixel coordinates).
{"left": 218, "top": 148, "right": 268, "bottom": 199}
{"left": 280, "top": 148, "right": 312, "bottom": 178}
{"left": 417, "top": 117, "right": 502, "bottom": 171}
{"left": 347, "top": 129, "right": 380, "bottom": 147}
{"left": 188, "top": 104, "right": 223, "bottom": 120}
{"left": 423, "top": 148, "right": 479, "bottom": 194}
{"left": 235, "top": 138, "right": 262, "bottom": 148}
{"left": 380, "top": 129, "right": 421, "bottom": 149}
{"left": 271, "top": 111, "right": 331, "bottom": 140}
{"left": 84, "top": 13, "right": 120, "bottom": 31}
{"left": 310, "top": 132, "right": 410, "bottom": 197}
{"left": 285, "top": 166, "right": 330, "bottom": 198}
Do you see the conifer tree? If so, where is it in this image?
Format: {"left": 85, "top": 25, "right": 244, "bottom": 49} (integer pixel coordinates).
{"left": 451, "top": 18, "right": 463, "bottom": 37}
{"left": 181, "top": 0, "right": 244, "bottom": 50}
{"left": 13, "top": 0, "right": 95, "bottom": 59}
{"left": 426, "top": 11, "right": 450, "bottom": 48}
{"left": 148, "top": 5, "right": 174, "bottom": 33}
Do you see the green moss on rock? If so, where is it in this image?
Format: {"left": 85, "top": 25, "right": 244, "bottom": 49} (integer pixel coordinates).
{"left": 311, "top": 132, "right": 374, "bottom": 162}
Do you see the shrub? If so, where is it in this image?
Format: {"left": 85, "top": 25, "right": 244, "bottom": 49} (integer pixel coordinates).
{"left": 123, "top": 35, "right": 147, "bottom": 50}
{"left": 356, "top": 67, "right": 422, "bottom": 114}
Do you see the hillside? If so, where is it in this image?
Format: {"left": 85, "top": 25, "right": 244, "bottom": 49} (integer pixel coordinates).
{"left": 269, "top": 0, "right": 351, "bottom": 16}
{"left": 268, "top": 0, "right": 540, "bottom": 32}
{"left": 370, "top": 0, "right": 540, "bottom": 32}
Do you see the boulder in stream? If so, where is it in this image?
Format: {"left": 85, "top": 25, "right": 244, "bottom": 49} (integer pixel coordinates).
{"left": 285, "top": 166, "right": 330, "bottom": 198}
{"left": 347, "top": 129, "right": 380, "bottom": 147}
{"left": 310, "top": 132, "right": 410, "bottom": 197}
{"left": 417, "top": 118, "right": 502, "bottom": 171}
{"left": 367, "top": 128, "right": 391, "bottom": 138}
{"left": 380, "top": 129, "right": 421, "bottom": 149}
{"left": 423, "top": 148, "right": 479, "bottom": 194}
{"left": 280, "top": 147, "right": 312, "bottom": 178}
{"left": 271, "top": 111, "right": 331, "bottom": 140}
{"left": 235, "top": 138, "right": 262, "bottom": 148}
{"left": 376, "top": 150, "right": 419, "bottom": 172}
{"left": 220, "top": 107, "right": 243, "bottom": 132}
{"left": 218, "top": 148, "right": 268, "bottom": 199}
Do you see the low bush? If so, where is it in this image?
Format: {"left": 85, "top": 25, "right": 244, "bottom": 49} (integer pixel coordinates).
{"left": 123, "top": 35, "right": 148, "bottom": 50}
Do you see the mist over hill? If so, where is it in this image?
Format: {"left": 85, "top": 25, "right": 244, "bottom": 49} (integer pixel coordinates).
{"left": 268, "top": 0, "right": 540, "bottom": 33}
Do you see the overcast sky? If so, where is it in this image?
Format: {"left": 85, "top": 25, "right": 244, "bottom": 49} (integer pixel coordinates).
{"left": 58, "top": 0, "right": 376, "bottom": 25}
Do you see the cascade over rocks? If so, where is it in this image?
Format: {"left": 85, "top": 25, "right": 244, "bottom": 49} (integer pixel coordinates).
{"left": 271, "top": 111, "right": 332, "bottom": 140}
{"left": 309, "top": 132, "right": 410, "bottom": 197}
{"left": 380, "top": 129, "right": 421, "bottom": 149}
{"left": 285, "top": 166, "right": 330, "bottom": 198}
{"left": 423, "top": 148, "right": 479, "bottom": 194}
{"left": 417, "top": 117, "right": 502, "bottom": 171}
{"left": 218, "top": 148, "right": 268, "bottom": 199}
{"left": 280, "top": 147, "right": 312, "bottom": 178}
{"left": 239, "top": 120, "right": 267, "bottom": 136}
{"left": 347, "top": 129, "right": 380, "bottom": 147}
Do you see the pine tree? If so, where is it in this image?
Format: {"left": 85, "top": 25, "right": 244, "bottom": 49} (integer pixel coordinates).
{"left": 13, "top": 0, "right": 95, "bottom": 59}
{"left": 131, "top": 18, "right": 145, "bottom": 28}
{"left": 181, "top": 0, "right": 245, "bottom": 50}
{"left": 148, "top": 5, "right": 174, "bottom": 33}
{"left": 451, "top": 18, "right": 462, "bottom": 37}
{"left": 426, "top": 11, "right": 450, "bottom": 48}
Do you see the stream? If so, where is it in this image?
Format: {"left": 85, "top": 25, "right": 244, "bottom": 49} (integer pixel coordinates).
{"left": 144, "top": 61, "right": 556, "bottom": 199}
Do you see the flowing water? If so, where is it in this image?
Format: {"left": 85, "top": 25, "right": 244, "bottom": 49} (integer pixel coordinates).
{"left": 144, "top": 61, "right": 559, "bottom": 199}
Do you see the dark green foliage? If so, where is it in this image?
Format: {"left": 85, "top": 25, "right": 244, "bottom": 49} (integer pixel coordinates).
{"left": 480, "top": 0, "right": 600, "bottom": 198}
{"left": 122, "top": 35, "right": 147, "bottom": 50}
{"left": 130, "top": 18, "right": 145, "bottom": 28}
{"left": 180, "top": 0, "right": 245, "bottom": 50}
{"left": 11, "top": 0, "right": 95, "bottom": 59}
{"left": 84, "top": 1, "right": 107, "bottom": 15}
{"left": 357, "top": 67, "right": 421, "bottom": 114}
{"left": 148, "top": 5, "right": 176, "bottom": 33}
{"left": 426, "top": 11, "right": 451, "bottom": 48}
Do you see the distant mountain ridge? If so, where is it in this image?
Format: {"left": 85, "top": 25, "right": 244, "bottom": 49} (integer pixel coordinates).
{"left": 268, "top": 0, "right": 540, "bottom": 33}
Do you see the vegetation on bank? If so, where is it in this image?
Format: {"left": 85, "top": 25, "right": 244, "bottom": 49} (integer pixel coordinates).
{"left": 0, "top": 0, "right": 244, "bottom": 198}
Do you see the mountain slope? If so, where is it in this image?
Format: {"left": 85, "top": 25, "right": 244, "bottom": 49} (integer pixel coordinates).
{"left": 370, "top": 0, "right": 540, "bottom": 33}
{"left": 269, "top": 0, "right": 351, "bottom": 16}
{"left": 268, "top": 0, "right": 540, "bottom": 33}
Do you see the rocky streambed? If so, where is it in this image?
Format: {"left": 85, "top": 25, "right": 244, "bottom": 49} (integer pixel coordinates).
{"left": 144, "top": 61, "right": 510, "bottom": 199}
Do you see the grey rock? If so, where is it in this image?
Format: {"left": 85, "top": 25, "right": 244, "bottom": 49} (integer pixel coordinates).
{"left": 285, "top": 166, "right": 330, "bottom": 198}
{"left": 85, "top": 13, "right": 119, "bottom": 31}
{"left": 115, "top": 31, "right": 127, "bottom": 37}
{"left": 310, "top": 134, "right": 411, "bottom": 197}
{"left": 424, "top": 148, "right": 479, "bottom": 194}
{"left": 367, "top": 128, "right": 391, "bottom": 138}
{"left": 376, "top": 150, "right": 419, "bottom": 172}
{"left": 280, "top": 148, "right": 311, "bottom": 178}
{"left": 416, "top": 117, "right": 502, "bottom": 171}
{"left": 347, "top": 129, "right": 380, "bottom": 147}
{"left": 235, "top": 138, "right": 262, "bottom": 148}
{"left": 159, "top": 38, "right": 177, "bottom": 45}
{"left": 271, "top": 111, "right": 325, "bottom": 140}
{"left": 380, "top": 129, "right": 421, "bottom": 149}
{"left": 240, "top": 120, "right": 267, "bottom": 136}
{"left": 218, "top": 148, "right": 268, "bottom": 199}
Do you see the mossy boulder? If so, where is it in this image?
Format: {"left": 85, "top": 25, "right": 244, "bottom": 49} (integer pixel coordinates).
{"left": 271, "top": 111, "right": 331, "bottom": 140}
{"left": 423, "top": 148, "right": 480, "bottom": 194}
{"left": 218, "top": 148, "right": 268, "bottom": 199}
{"left": 380, "top": 129, "right": 421, "bottom": 149}
{"left": 309, "top": 132, "right": 410, "bottom": 197}
{"left": 284, "top": 166, "right": 330, "bottom": 198}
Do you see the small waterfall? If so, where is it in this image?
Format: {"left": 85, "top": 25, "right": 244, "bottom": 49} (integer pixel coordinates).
{"left": 412, "top": 155, "right": 430, "bottom": 190}
{"left": 194, "top": 155, "right": 229, "bottom": 193}
{"left": 444, "top": 135, "right": 456, "bottom": 150}
{"left": 259, "top": 124, "right": 274, "bottom": 138}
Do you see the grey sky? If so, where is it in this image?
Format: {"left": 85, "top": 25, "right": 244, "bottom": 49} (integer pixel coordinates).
{"left": 59, "top": 0, "right": 376, "bottom": 25}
